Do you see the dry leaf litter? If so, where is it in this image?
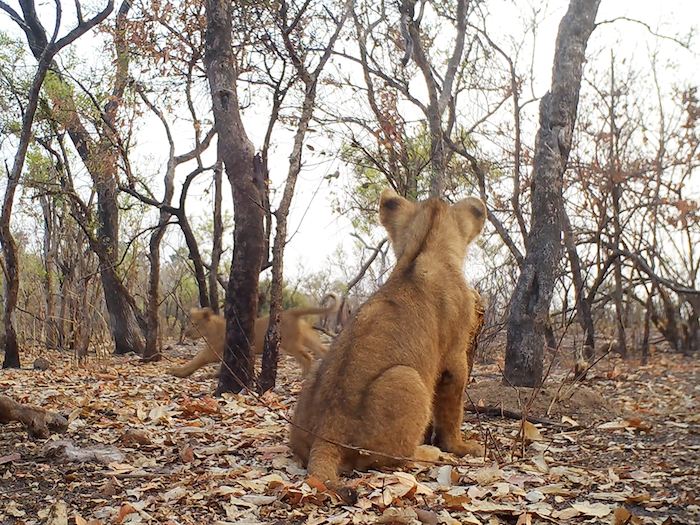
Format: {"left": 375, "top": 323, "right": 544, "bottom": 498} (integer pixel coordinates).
{"left": 1, "top": 342, "right": 699, "bottom": 525}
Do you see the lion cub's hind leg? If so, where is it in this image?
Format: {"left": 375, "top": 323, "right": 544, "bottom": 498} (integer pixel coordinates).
{"left": 282, "top": 335, "right": 315, "bottom": 376}
{"left": 350, "top": 365, "right": 432, "bottom": 471}
{"left": 431, "top": 370, "right": 484, "bottom": 457}
{"left": 300, "top": 326, "right": 329, "bottom": 358}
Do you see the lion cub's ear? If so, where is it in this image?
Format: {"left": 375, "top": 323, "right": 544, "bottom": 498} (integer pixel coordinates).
{"left": 190, "top": 307, "right": 213, "bottom": 322}
{"left": 452, "top": 197, "right": 486, "bottom": 245}
{"left": 379, "top": 189, "right": 416, "bottom": 259}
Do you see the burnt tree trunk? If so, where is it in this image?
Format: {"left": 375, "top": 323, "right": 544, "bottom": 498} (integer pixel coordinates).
{"left": 205, "top": 0, "right": 265, "bottom": 394}
{"left": 504, "top": 0, "right": 600, "bottom": 387}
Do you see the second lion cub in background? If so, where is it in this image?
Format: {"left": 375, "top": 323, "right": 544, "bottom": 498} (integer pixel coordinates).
{"left": 290, "top": 189, "right": 486, "bottom": 489}
{"left": 169, "top": 298, "right": 337, "bottom": 378}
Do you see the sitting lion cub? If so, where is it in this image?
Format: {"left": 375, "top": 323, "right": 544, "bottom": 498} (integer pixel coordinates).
{"left": 290, "top": 189, "right": 486, "bottom": 489}
{"left": 169, "top": 299, "right": 338, "bottom": 378}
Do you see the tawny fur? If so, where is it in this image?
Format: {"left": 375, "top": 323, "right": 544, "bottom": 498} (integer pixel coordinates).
{"left": 289, "top": 189, "right": 486, "bottom": 487}
{"left": 169, "top": 300, "right": 338, "bottom": 378}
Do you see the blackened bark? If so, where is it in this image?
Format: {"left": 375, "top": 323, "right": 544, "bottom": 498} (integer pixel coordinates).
{"left": 205, "top": 0, "right": 265, "bottom": 394}
{"left": 504, "top": 0, "right": 600, "bottom": 387}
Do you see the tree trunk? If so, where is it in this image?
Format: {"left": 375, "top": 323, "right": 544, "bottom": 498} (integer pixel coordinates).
{"left": 0, "top": 0, "right": 111, "bottom": 367}
{"left": 140, "top": 89, "right": 177, "bottom": 363}
{"left": 404, "top": 0, "right": 467, "bottom": 197}
{"left": 504, "top": 0, "right": 600, "bottom": 387}
{"left": 205, "top": 0, "right": 265, "bottom": 394}
{"left": 1, "top": 35, "right": 55, "bottom": 369}
{"left": 208, "top": 159, "right": 224, "bottom": 314}
{"left": 40, "top": 196, "right": 60, "bottom": 350}
{"left": 72, "top": 0, "right": 144, "bottom": 355}
{"left": 608, "top": 53, "right": 627, "bottom": 357}
{"left": 562, "top": 207, "right": 595, "bottom": 357}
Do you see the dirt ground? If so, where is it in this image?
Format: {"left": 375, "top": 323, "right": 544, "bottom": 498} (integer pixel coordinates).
{"left": 1, "top": 341, "right": 698, "bottom": 525}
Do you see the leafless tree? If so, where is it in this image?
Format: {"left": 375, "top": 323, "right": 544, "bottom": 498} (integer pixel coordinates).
{"left": 504, "top": 0, "right": 601, "bottom": 387}
{"left": 0, "top": 0, "right": 114, "bottom": 368}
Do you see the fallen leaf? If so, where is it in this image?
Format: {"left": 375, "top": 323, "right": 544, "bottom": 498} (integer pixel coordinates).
{"left": 599, "top": 420, "right": 629, "bottom": 430}
{"left": 614, "top": 506, "right": 643, "bottom": 525}
{"left": 525, "top": 490, "right": 545, "bottom": 503}
{"left": 162, "top": 486, "right": 187, "bottom": 503}
{"left": 590, "top": 492, "right": 629, "bottom": 502}
{"left": 531, "top": 452, "right": 548, "bottom": 473}
{"left": 626, "top": 493, "right": 651, "bottom": 504}
{"left": 626, "top": 418, "right": 651, "bottom": 432}
{"left": 552, "top": 507, "right": 580, "bottom": 519}
{"left": 629, "top": 470, "right": 650, "bottom": 481}
{"left": 472, "top": 463, "right": 504, "bottom": 484}
{"left": 117, "top": 504, "right": 136, "bottom": 523}
{"left": 571, "top": 501, "right": 612, "bottom": 518}
{"left": 305, "top": 475, "right": 327, "bottom": 492}
{"left": 0, "top": 452, "right": 20, "bottom": 465}
{"left": 523, "top": 421, "right": 545, "bottom": 441}
{"left": 415, "top": 508, "right": 439, "bottom": 525}
{"left": 376, "top": 507, "right": 418, "bottom": 524}
{"left": 436, "top": 465, "right": 453, "bottom": 487}
{"left": 179, "top": 443, "right": 194, "bottom": 463}
{"left": 48, "top": 501, "right": 68, "bottom": 525}
{"left": 516, "top": 513, "right": 532, "bottom": 525}
{"left": 467, "top": 485, "right": 489, "bottom": 499}
{"left": 561, "top": 415, "right": 579, "bottom": 426}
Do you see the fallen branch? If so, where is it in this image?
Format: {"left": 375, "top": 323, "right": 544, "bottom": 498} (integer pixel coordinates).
{"left": 0, "top": 395, "right": 68, "bottom": 438}
{"left": 465, "top": 404, "right": 575, "bottom": 428}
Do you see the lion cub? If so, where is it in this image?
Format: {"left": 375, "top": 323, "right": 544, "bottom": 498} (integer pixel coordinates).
{"left": 169, "top": 299, "right": 337, "bottom": 378}
{"left": 290, "top": 189, "right": 486, "bottom": 488}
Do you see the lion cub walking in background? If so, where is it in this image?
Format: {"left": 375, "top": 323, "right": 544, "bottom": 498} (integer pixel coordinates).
{"left": 290, "top": 189, "right": 486, "bottom": 488}
{"left": 169, "top": 298, "right": 338, "bottom": 378}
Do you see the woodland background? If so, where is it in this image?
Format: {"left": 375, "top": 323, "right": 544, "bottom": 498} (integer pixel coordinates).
{"left": 1, "top": 0, "right": 700, "bottom": 523}
{"left": 0, "top": 0, "right": 699, "bottom": 387}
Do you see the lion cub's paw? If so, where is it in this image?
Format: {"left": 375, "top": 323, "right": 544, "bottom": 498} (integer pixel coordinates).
{"left": 414, "top": 445, "right": 441, "bottom": 462}
{"left": 452, "top": 439, "right": 484, "bottom": 458}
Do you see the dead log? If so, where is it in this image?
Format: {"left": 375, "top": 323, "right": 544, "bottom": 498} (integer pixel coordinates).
{"left": 0, "top": 395, "right": 68, "bottom": 438}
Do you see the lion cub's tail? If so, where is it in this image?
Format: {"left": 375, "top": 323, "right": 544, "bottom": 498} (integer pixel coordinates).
{"left": 285, "top": 293, "right": 339, "bottom": 318}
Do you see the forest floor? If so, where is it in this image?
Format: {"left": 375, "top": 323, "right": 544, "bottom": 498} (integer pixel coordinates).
{"left": 0, "top": 340, "right": 699, "bottom": 525}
